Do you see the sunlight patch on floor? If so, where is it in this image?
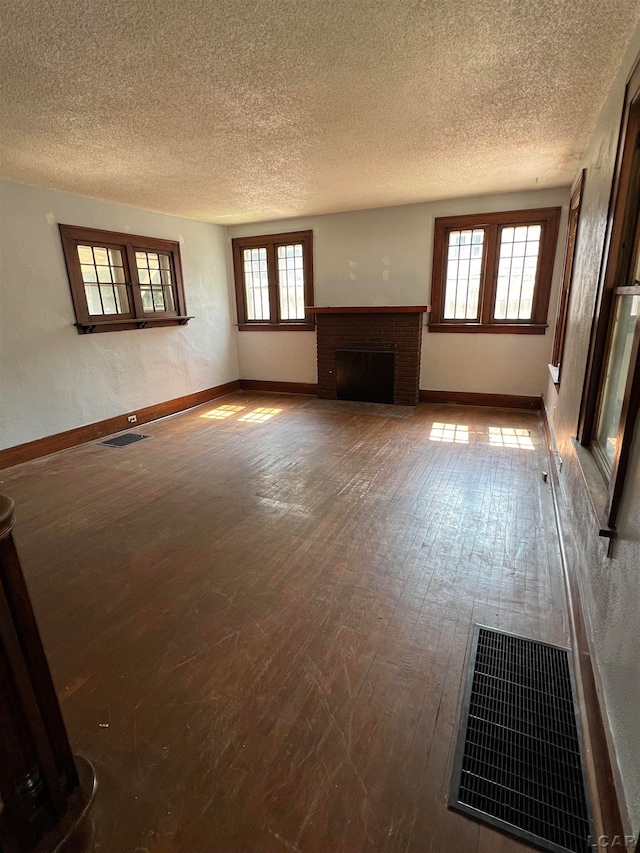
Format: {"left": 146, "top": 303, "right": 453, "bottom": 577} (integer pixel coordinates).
{"left": 201, "top": 404, "right": 246, "bottom": 420}
{"left": 429, "top": 423, "right": 470, "bottom": 443}
{"left": 488, "top": 427, "right": 534, "bottom": 450}
{"left": 238, "top": 407, "right": 282, "bottom": 423}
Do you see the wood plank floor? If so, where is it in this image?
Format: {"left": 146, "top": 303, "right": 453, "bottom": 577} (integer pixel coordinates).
{"left": 1, "top": 392, "right": 569, "bottom": 853}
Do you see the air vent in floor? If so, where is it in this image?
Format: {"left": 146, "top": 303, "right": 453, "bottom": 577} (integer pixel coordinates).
{"left": 100, "top": 433, "right": 150, "bottom": 448}
{"left": 449, "top": 625, "right": 592, "bottom": 853}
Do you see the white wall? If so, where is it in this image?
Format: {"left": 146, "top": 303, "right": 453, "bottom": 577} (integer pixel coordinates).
{"left": 0, "top": 180, "right": 239, "bottom": 449}
{"left": 544, "top": 24, "right": 640, "bottom": 833}
{"left": 229, "top": 186, "right": 570, "bottom": 395}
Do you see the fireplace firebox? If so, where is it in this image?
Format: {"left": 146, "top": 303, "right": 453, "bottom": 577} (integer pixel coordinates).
{"left": 310, "top": 306, "right": 428, "bottom": 406}
{"left": 336, "top": 350, "right": 395, "bottom": 404}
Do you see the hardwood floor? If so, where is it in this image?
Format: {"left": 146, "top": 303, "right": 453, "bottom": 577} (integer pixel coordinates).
{"left": 1, "top": 392, "right": 569, "bottom": 853}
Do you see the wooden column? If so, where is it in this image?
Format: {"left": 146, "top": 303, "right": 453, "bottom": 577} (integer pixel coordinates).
{"left": 0, "top": 495, "right": 96, "bottom": 853}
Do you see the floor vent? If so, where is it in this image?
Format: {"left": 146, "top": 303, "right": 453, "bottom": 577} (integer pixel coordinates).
{"left": 449, "top": 625, "right": 592, "bottom": 853}
{"left": 100, "top": 433, "right": 150, "bottom": 448}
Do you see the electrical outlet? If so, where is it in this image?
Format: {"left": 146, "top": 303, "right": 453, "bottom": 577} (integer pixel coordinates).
{"left": 128, "top": 415, "right": 137, "bottom": 423}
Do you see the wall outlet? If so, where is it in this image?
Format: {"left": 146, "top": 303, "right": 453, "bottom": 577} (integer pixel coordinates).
{"left": 128, "top": 415, "right": 137, "bottom": 423}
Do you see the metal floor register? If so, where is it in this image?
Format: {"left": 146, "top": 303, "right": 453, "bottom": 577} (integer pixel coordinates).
{"left": 449, "top": 625, "right": 592, "bottom": 853}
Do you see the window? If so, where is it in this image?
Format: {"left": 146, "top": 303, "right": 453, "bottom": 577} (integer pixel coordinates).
{"left": 578, "top": 60, "right": 640, "bottom": 527}
{"left": 59, "top": 225, "right": 190, "bottom": 333}
{"left": 550, "top": 171, "right": 586, "bottom": 383}
{"left": 429, "top": 208, "right": 561, "bottom": 333}
{"left": 231, "top": 231, "right": 314, "bottom": 330}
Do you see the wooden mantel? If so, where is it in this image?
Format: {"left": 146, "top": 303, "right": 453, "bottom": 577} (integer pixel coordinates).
{"left": 307, "top": 305, "right": 430, "bottom": 314}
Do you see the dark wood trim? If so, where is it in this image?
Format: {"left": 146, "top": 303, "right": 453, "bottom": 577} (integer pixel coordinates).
{"left": 428, "top": 323, "right": 547, "bottom": 335}
{"left": 232, "top": 230, "right": 314, "bottom": 329}
{"left": 266, "top": 241, "right": 279, "bottom": 324}
{"left": 231, "top": 230, "right": 314, "bottom": 248}
{"left": 541, "top": 410, "right": 630, "bottom": 848}
{"left": 551, "top": 170, "right": 586, "bottom": 374}
{"left": 431, "top": 206, "right": 564, "bottom": 230}
{"left": 0, "top": 497, "right": 97, "bottom": 851}
{"left": 59, "top": 224, "right": 190, "bottom": 334}
{"left": 569, "top": 438, "right": 615, "bottom": 541}
{"left": 578, "top": 57, "right": 640, "bottom": 443}
{"left": 430, "top": 207, "right": 561, "bottom": 332}
{"left": 239, "top": 379, "right": 319, "bottom": 396}
{"left": 0, "top": 380, "right": 241, "bottom": 470}
{"left": 75, "top": 315, "right": 193, "bottom": 334}
{"left": 307, "top": 305, "right": 429, "bottom": 314}
{"left": 480, "top": 221, "right": 499, "bottom": 325}
{"left": 418, "top": 389, "right": 543, "bottom": 410}
{"left": 604, "top": 293, "right": 640, "bottom": 524}
{"left": 576, "top": 57, "right": 640, "bottom": 529}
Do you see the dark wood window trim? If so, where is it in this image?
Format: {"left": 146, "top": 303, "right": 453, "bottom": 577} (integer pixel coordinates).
{"left": 550, "top": 170, "right": 586, "bottom": 384}
{"left": 429, "top": 207, "right": 561, "bottom": 334}
{"left": 232, "top": 230, "right": 314, "bottom": 331}
{"left": 576, "top": 56, "right": 640, "bottom": 530}
{"left": 59, "top": 225, "right": 192, "bottom": 334}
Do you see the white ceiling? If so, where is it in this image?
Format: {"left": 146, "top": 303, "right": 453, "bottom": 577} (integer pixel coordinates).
{"left": 1, "top": 0, "right": 639, "bottom": 224}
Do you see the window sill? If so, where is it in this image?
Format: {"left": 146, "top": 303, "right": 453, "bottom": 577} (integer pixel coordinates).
{"left": 427, "top": 323, "right": 547, "bottom": 335}
{"left": 75, "top": 316, "right": 193, "bottom": 334}
{"left": 570, "top": 437, "right": 615, "bottom": 541}
{"left": 548, "top": 363, "right": 560, "bottom": 387}
{"left": 237, "top": 323, "right": 316, "bottom": 332}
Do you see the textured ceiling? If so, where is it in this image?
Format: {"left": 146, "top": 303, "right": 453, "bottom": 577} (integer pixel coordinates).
{"left": 1, "top": 0, "right": 639, "bottom": 223}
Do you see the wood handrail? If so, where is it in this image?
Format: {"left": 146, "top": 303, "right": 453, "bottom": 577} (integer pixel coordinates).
{"left": 0, "top": 494, "right": 96, "bottom": 852}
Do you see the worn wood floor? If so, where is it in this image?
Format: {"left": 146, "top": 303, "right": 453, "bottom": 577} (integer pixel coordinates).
{"left": 1, "top": 392, "right": 569, "bottom": 853}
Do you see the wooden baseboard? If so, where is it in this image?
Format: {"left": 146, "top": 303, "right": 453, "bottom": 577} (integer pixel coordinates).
{"left": 419, "top": 389, "right": 543, "bottom": 410}
{"left": 541, "top": 409, "right": 629, "bottom": 846}
{"left": 239, "top": 379, "right": 319, "bottom": 396}
{"left": 0, "top": 380, "right": 241, "bottom": 470}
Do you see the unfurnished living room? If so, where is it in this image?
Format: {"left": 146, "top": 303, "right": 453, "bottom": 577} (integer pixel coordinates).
{"left": 1, "top": 2, "right": 640, "bottom": 853}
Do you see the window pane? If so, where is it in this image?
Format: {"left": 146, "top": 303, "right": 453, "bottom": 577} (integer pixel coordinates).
{"left": 81, "top": 265, "right": 97, "bottom": 282}
{"left": 163, "top": 286, "right": 175, "bottom": 311}
{"left": 77, "top": 245, "right": 94, "bottom": 264}
{"left": 152, "top": 287, "right": 166, "bottom": 310}
{"left": 100, "top": 285, "right": 117, "bottom": 314}
{"left": 243, "top": 247, "right": 270, "bottom": 321}
{"left": 595, "top": 294, "right": 640, "bottom": 473}
{"left": 83, "top": 283, "right": 129, "bottom": 316}
{"left": 77, "top": 244, "right": 127, "bottom": 316}
{"left": 494, "top": 224, "right": 541, "bottom": 320}
{"left": 277, "top": 243, "right": 305, "bottom": 320}
{"left": 85, "top": 285, "right": 103, "bottom": 315}
{"left": 443, "top": 229, "right": 484, "bottom": 320}
{"left": 135, "top": 251, "right": 175, "bottom": 313}
{"left": 114, "top": 285, "right": 129, "bottom": 313}
{"left": 140, "top": 287, "right": 154, "bottom": 312}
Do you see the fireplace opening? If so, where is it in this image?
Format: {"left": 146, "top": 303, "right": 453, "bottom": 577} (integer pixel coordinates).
{"left": 336, "top": 350, "right": 395, "bottom": 404}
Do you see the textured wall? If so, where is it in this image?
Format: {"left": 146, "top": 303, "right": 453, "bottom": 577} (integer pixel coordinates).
{"left": 229, "top": 186, "right": 569, "bottom": 396}
{"left": 0, "top": 180, "right": 239, "bottom": 450}
{"left": 544, "top": 27, "right": 640, "bottom": 833}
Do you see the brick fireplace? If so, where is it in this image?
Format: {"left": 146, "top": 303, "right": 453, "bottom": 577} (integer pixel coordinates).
{"left": 310, "top": 307, "right": 428, "bottom": 406}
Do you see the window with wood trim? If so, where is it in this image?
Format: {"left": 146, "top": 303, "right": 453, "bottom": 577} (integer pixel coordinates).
{"left": 550, "top": 171, "right": 586, "bottom": 384}
{"left": 232, "top": 231, "right": 314, "bottom": 330}
{"left": 429, "top": 208, "right": 561, "bottom": 334}
{"left": 59, "top": 225, "right": 191, "bottom": 334}
{"left": 578, "top": 60, "right": 640, "bottom": 528}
